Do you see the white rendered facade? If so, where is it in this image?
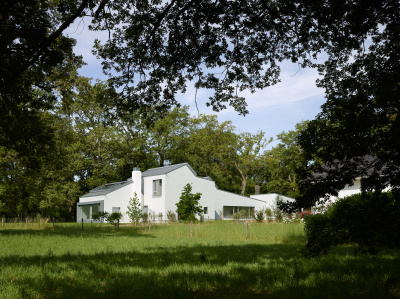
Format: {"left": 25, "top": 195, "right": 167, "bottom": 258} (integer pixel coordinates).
{"left": 76, "top": 163, "right": 281, "bottom": 223}
{"left": 249, "top": 193, "right": 296, "bottom": 210}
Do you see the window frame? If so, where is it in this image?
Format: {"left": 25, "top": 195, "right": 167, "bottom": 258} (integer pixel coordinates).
{"left": 152, "top": 179, "right": 162, "bottom": 196}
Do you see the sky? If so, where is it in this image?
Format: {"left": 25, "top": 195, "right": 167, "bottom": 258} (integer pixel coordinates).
{"left": 67, "top": 19, "right": 327, "bottom": 148}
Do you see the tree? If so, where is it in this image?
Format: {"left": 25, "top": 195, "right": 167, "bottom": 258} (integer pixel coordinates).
{"left": 92, "top": 211, "right": 109, "bottom": 223}
{"left": 176, "top": 183, "right": 203, "bottom": 222}
{"left": 127, "top": 192, "right": 142, "bottom": 226}
{"left": 92, "top": 1, "right": 400, "bottom": 203}
{"left": 148, "top": 106, "right": 191, "bottom": 167}
{"left": 106, "top": 211, "right": 123, "bottom": 226}
{"left": 90, "top": 1, "right": 399, "bottom": 115}
{"left": 297, "top": 25, "right": 400, "bottom": 207}
{"left": 232, "top": 131, "right": 271, "bottom": 195}
{"left": 0, "top": 0, "right": 89, "bottom": 154}
{"left": 263, "top": 122, "right": 308, "bottom": 198}
{"left": 172, "top": 114, "right": 240, "bottom": 193}
{"left": 3, "top": 0, "right": 399, "bottom": 215}
{"left": 0, "top": 111, "right": 81, "bottom": 219}
{"left": 5, "top": 1, "right": 398, "bottom": 117}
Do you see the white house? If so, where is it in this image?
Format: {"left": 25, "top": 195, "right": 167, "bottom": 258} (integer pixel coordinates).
{"left": 326, "top": 177, "right": 363, "bottom": 203}
{"left": 77, "top": 163, "right": 283, "bottom": 223}
{"left": 250, "top": 193, "right": 296, "bottom": 210}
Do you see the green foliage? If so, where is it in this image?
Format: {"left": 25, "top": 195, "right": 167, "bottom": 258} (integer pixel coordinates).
{"left": 301, "top": 213, "right": 338, "bottom": 257}
{"left": 149, "top": 210, "right": 157, "bottom": 222}
{"left": 166, "top": 210, "right": 176, "bottom": 223}
{"left": 141, "top": 212, "right": 149, "bottom": 224}
{"left": 232, "top": 131, "right": 271, "bottom": 195}
{"left": 302, "top": 192, "right": 400, "bottom": 257}
{"left": 273, "top": 208, "right": 283, "bottom": 223}
{"left": 92, "top": 211, "right": 109, "bottom": 222}
{"left": 232, "top": 212, "right": 241, "bottom": 221}
{"left": 262, "top": 122, "right": 308, "bottom": 198}
{"left": 176, "top": 184, "right": 203, "bottom": 222}
{"left": 173, "top": 114, "right": 240, "bottom": 193}
{"left": 254, "top": 209, "right": 264, "bottom": 223}
{"left": 157, "top": 212, "right": 163, "bottom": 221}
{"left": 127, "top": 193, "right": 142, "bottom": 225}
{"left": 106, "top": 212, "right": 123, "bottom": 227}
{"left": 264, "top": 208, "right": 273, "bottom": 222}
{"left": 148, "top": 106, "right": 191, "bottom": 167}
{"left": 91, "top": 0, "right": 399, "bottom": 121}
{"left": 2, "top": 0, "right": 399, "bottom": 222}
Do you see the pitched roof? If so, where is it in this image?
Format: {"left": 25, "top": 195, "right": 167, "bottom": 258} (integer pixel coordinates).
{"left": 80, "top": 180, "right": 132, "bottom": 198}
{"left": 310, "top": 155, "right": 386, "bottom": 180}
{"left": 80, "top": 163, "right": 197, "bottom": 198}
{"left": 142, "top": 162, "right": 197, "bottom": 177}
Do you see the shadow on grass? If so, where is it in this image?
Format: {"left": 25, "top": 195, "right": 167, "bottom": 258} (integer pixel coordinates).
{"left": 2, "top": 242, "right": 400, "bottom": 298}
{"left": 0, "top": 225, "right": 156, "bottom": 238}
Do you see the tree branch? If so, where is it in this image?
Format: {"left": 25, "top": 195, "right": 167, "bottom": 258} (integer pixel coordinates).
{"left": 1, "top": 0, "right": 90, "bottom": 90}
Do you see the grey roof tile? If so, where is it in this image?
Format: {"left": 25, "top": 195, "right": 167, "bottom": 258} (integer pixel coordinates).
{"left": 81, "top": 163, "right": 196, "bottom": 198}
{"left": 142, "top": 163, "right": 197, "bottom": 177}
{"left": 81, "top": 180, "right": 132, "bottom": 198}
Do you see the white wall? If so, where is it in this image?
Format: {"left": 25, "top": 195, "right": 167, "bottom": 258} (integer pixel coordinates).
{"left": 77, "top": 182, "right": 134, "bottom": 223}
{"left": 318, "top": 177, "right": 363, "bottom": 205}
{"left": 143, "top": 174, "right": 166, "bottom": 218}
{"left": 79, "top": 195, "right": 106, "bottom": 203}
{"left": 102, "top": 183, "right": 134, "bottom": 222}
{"left": 78, "top": 165, "right": 272, "bottom": 222}
{"left": 337, "top": 177, "right": 362, "bottom": 199}
{"left": 164, "top": 166, "right": 267, "bottom": 220}
{"left": 250, "top": 193, "right": 295, "bottom": 210}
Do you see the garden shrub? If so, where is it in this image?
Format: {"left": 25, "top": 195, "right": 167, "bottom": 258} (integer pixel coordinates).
{"left": 166, "top": 210, "right": 176, "bottom": 223}
{"left": 273, "top": 208, "right": 283, "bottom": 223}
{"left": 126, "top": 193, "right": 141, "bottom": 225}
{"left": 107, "top": 212, "right": 123, "bottom": 226}
{"left": 176, "top": 183, "right": 203, "bottom": 222}
{"left": 254, "top": 209, "right": 264, "bottom": 223}
{"left": 92, "top": 211, "right": 109, "bottom": 223}
{"left": 302, "top": 191, "right": 400, "bottom": 257}
{"left": 157, "top": 212, "right": 163, "bottom": 221}
{"left": 265, "top": 208, "right": 273, "bottom": 222}
{"left": 141, "top": 212, "right": 149, "bottom": 223}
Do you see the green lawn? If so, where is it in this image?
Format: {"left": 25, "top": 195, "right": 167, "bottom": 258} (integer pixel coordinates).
{"left": 0, "top": 221, "right": 399, "bottom": 298}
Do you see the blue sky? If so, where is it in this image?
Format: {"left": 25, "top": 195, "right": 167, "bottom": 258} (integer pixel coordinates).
{"left": 67, "top": 19, "right": 326, "bottom": 147}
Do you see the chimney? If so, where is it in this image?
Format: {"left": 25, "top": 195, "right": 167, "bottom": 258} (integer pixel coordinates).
{"left": 254, "top": 185, "right": 260, "bottom": 195}
{"left": 132, "top": 167, "right": 142, "bottom": 202}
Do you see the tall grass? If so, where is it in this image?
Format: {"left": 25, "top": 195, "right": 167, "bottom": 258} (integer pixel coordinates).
{"left": 1, "top": 221, "right": 399, "bottom": 298}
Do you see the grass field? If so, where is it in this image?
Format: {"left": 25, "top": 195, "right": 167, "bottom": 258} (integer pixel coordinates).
{"left": 1, "top": 221, "right": 399, "bottom": 298}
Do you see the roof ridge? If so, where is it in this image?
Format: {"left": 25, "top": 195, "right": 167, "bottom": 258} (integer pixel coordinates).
{"left": 143, "top": 162, "right": 188, "bottom": 171}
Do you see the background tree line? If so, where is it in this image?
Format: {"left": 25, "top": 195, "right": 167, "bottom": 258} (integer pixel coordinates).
{"left": 0, "top": 76, "right": 306, "bottom": 219}
{"left": 1, "top": 0, "right": 398, "bottom": 218}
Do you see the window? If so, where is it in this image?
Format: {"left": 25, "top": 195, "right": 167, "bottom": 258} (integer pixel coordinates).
{"left": 223, "top": 206, "right": 254, "bottom": 218}
{"left": 79, "top": 204, "right": 100, "bottom": 220}
{"left": 112, "top": 207, "right": 120, "bottom": 213}
{"left": 204, "top": 207, "right": 208, "bottom": 215}
{"left": 153, "top": 179, "right": 162, "bottom": 196}
{"left": 81, "top": 205, "right": 90, "bottom": 220}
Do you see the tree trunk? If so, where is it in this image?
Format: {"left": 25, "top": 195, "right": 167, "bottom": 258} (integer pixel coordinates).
{"left": 241, "top": 176, "right": 247, "bottom": 196}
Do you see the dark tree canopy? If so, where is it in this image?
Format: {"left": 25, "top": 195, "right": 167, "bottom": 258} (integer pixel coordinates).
{"left": 295, "top": 1, "right": 400, "bottom": 208}
{"left": 2, "top": 0, "right": 398, "bottom": 116}
{"left": 1, "top": 0, "right": 399, "bottom": 214}
{"left": 0, "top": 0, "right": 91, "bottom": 154}
{"left": 90, "top": 0, "right": 399, "bottom": 115}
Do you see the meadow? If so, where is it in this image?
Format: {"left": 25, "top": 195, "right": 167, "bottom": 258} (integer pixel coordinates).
{"left": 0, "top": 221, "right": 399, "bottom": 298}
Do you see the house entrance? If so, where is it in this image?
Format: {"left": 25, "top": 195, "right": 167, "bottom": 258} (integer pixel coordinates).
{"left": 79, "top": 204, "right": 100, "bottom": 220}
